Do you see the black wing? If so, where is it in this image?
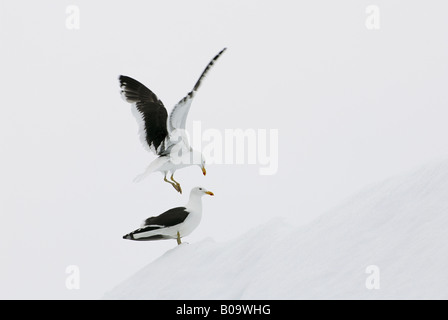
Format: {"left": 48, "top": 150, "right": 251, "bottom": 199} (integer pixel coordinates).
{"left": 119, "top": 75, "right": 169, "bottom": 155}
{"left": 142, "top": 207, "right": 189, "bottom": 228}
{"left": 122, "top": 207, "right": 189, "bottom": 241}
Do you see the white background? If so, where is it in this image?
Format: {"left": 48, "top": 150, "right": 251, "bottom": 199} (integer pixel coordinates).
{"left": 1, "top": 1, "right": 448, "bottom": 299}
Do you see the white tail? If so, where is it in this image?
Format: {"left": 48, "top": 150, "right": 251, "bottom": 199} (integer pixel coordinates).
{"left": 133, "top": 157, "right": 170, "bottom": 183}
{"left": 133, "top": 171, "right": 151, "bottom": 183}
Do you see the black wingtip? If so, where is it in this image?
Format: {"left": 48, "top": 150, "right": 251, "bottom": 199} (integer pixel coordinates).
{"left": 217, "top": 47, "right": 227, "bottom": 57}
{"left": 118, "top": 75, "right": 132, "bottom": 85}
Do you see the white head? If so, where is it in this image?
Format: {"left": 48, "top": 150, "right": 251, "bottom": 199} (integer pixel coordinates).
{"left": 190, "top": 149, "right": 207, "bottom": 176}
{"left": 190, "top": 186, "right": 214, "bottom": 197}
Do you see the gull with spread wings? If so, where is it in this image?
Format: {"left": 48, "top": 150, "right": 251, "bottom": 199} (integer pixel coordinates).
{"left": 119, "top": 48, "right": 226, "bottom": 193}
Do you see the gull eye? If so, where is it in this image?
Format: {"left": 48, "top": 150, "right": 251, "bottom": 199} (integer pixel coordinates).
{"left": 199, "top": 188, "right": 203, "bottom": 191}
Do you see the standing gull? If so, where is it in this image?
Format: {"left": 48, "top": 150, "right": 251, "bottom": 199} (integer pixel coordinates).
{"left": 123, "top": 187, "right": 214, "bottom": 245}
{"left": 119, "top": 48, "right": 227, "bottom": 193}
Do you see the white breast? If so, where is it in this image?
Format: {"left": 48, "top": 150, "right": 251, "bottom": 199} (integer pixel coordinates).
{"left": 178, "top": 209, "right": 202, "bottom": 237}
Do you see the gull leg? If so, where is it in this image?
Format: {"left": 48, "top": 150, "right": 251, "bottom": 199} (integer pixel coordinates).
{"left": 177, "top": 231, "right": 182, "bottom": 245}
{"left": 164, "top": 174, "right": 182, "bottom": 194}
{"left": 170, "top": 174, "right": 182, "bottom": 194}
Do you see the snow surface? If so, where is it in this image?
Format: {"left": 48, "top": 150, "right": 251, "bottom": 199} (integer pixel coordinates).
{"left": 104, "top": 160, "right": 448, "bottom": 299}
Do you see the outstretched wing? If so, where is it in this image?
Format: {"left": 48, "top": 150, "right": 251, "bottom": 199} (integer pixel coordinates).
{"left": 119, "top": 75, "right": 169, "bottom": 155}
{"left": 168, "top": 48, "right": 227, "bottom": 132}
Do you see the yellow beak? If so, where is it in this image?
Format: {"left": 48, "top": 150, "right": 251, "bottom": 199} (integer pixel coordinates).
{"left": 202, "top": 167, "right": 207, "bottom": 176}
{"left": 205, "top": 191, "right": 214, "bottom": 196}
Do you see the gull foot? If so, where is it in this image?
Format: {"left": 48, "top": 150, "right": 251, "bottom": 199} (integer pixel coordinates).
{"left": 172, "top": 183, "right": 182, "bottom": 194}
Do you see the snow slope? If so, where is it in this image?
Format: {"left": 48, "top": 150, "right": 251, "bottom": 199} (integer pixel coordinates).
{"left": 104, "top": 160, "right": 448, "bottom": 299}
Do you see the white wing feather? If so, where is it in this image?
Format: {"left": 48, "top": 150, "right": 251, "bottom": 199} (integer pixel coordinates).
{"left": 129, "top": 102, "right": 152, "bottom": 153}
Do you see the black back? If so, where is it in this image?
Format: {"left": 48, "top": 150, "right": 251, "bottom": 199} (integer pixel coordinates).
{"left": 143, "top": 207, "right": 189, "bottom": 228}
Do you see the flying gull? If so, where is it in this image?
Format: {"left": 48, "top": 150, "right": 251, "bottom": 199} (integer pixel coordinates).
{"left": 118, "top": 48, "right": 227, "bottom": 193}
{"left": 123, "top": 187, "right": 214, "bottom": 245}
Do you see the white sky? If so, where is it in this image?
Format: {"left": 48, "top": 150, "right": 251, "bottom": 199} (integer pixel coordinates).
{"left": 1, "top": 0, "right": 448, "bottom": 299}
